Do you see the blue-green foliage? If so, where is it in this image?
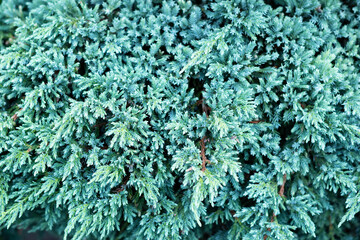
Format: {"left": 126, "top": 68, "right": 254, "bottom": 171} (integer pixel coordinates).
{"left": 0, "top": 0, "right": 29, "bottom": 49}
{"left": 1, "top": 0, "right": 360, "bottom": 239}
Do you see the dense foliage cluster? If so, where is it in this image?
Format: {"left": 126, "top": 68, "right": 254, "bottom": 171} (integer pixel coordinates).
{"left": 1, "top": 0, "right": 360, "bottom": 239}
{"left": 0, "top": 0, "right": 29, "bottom": 50}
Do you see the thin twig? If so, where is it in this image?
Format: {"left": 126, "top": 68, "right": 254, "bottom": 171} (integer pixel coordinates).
{"left": 264, "top": 174, "right": 287, "bottom": 239}
{"left": 11, "top": 108, "right": 22, "bottom": 121}
{"left": 198, "top": 97, "right": 211, "bottom": 172}
{"left": 200, "top": 136, "right": 210, "bottom": 172}
{"left": 249, "top": 120, "right": 262, "bottom": 124}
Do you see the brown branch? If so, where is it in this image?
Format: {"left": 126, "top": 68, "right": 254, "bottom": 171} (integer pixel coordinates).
{"left": 126, "top": 100, "right": 135, "bottom": 108}
{"left": 264, "top": 174, "right": 287, "bottom": 239}
{"left": 186, "top": 167, "right": 193, "bottom": 172}
{"left": 197, "top": 97, "right": 211, "bottom": 172}
{"left": 11, "top": 113, "right": 19, "bottom": 121}
{"left": 231, "top": 136, "right": 240, "bottom": 143}
{"left": 230, "top": 210, "right": 239, "bottom": 220}
{"left": 100, "top": 145, "right": 109, "bottom": 150}
{"left": 111, "top": 174, "right": 130, "bottom": 193}
{"left": 249, "top": 120, "right": 262, "bottom": 124}
{"left": 200, "top": 136, "right": 210, "bottom": 172}
{"left": 93, "top": 121, "right": 107, "bottom": 128}
{"left": 83, "top": 144, "right": 109, "bottom": 152}
{"left": 11, "top": 108, "right": 22, "bottom": 121}
{"left": 264, "top": 212, "right": 276, "bottom": 240}
{"left": 197, "top": 98, "right": 211, "bottom": 118}
{"left": 329, "top": 215, "right": 333, "bottom": 234}
{"left": 264, "top": 213, "right": 276, "bottom": 240}
{"left": 196, "top": 99, "right": 203, "bottom": 105}
{"left": 278, "top": 174, "right": 287, "bottom": 197}
{"left": 315, "top": 5, "right": 322, "bottom": 13}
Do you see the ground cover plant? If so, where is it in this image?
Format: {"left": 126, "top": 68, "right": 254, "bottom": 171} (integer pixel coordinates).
{"left": 1, "top": 0, "right": 360, "bottom": 239}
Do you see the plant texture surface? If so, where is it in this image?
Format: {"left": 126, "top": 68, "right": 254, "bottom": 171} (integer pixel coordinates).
{"left": 1, "top": 0, "right": 360, "bottom": 239}
{"left": 0, "top": 0, "right": 29, "bottom": 49}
